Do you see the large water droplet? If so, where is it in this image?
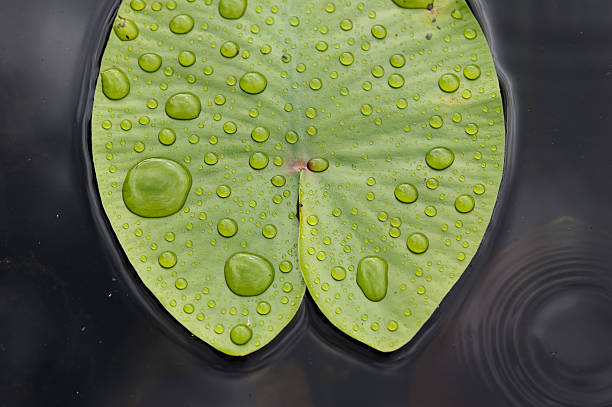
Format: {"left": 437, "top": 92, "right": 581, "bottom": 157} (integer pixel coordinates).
{"left": 251, "top": 126, "right": 269, "bottom": 142}
{"left": 165, "top": 92, "right": 201, "bottom": 120}
{"left": 230, "top": 324, "right": 252, "bottom": 345}
{"left": 113, "top": 16, "right": 139, "bottom": 41}
{"left": 100, "top": 68, "right": 130, "bottom": 100}
{"left": 122, "top": 158, "right": 192, "bottom": 218}
{"left": 169, "top": 14, "right": 194, "bottom": 34}
{"left": 394, "top": 183, "right": 418, "bottom": 203}
{"left": 218, "top": 0, "right": 247, "bottom": 20}
{"left": 357, "top": 256, "right": 388, "bottom": 302}
{"left": 239, "top": 72, "right": 267, "bottom": 94}
{"left": 407, "top": 232, "right": 429, "bottom": 254}
{"left": 426, "top": 147, "right": 455, "bottom": 170}
{"left": 224, "top": 252, "right": 274, "bottom": 296}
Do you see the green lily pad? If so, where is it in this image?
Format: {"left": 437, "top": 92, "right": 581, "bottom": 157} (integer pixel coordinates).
{"left": 92, "top": 0, "right": 504, "bottom": 355}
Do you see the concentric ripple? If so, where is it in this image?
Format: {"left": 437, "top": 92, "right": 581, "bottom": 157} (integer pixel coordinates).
{"left": 457, "top": 218, "right": 612, "bottom": 406}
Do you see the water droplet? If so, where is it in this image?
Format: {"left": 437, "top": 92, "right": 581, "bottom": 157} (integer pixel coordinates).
{"left": 339, "top": 52, "right": 354, "bottom": 66}
{"left": 165, "top": 92, "right": 201, "bottom": 120}
{"left": 407, "top": 232, "right": 429, "bottom": 254}
{"left": 394, "top": 183, "right": 418, "bottom": 203}
{"left": 340, "top": 19, "right": 353, "bottom": 31}
{"left": 249, "top": 151, "right": 269, "bottom": 170}
{"left": 473, "top": 183, "right": 486, "bottom": 195}
{"left": 175, "top": 277, "right": 187, "bottom": 290}
{"left": 424, "top": 205, "right": 437, "bottom": 217}
{"left": 262, "top": 224, "right": 277, "bottom": 239}
{"left": 257, "top": 301, "right": 271, "bottom": 315}
{"left": 130, "top": 0, "right": 146, "bottom": 11}
{"left": 315, "top": 41, "right": 328, "bottom": 52}
{"left": 390, "top": 53, "right": 406, "bottom": 68}
{"left": 224, "top": 252, "right": 274, "bottom": 296}
{"left": 178, "top": 50, "right": 196, "bottom": 66}
{"left": 230, "top": 324, "right": 252, "bottom": 345}
{"left": 113, "top": 16, "right": 139, "bottom": 41}
{"left": 371, "top": 65, "right": 385, "bottom": 78}
{"left": 138, "top": 53, "right": 162, "bottom": 72}
{"left": 220, "top": 41, "right": 239, "bottom": 58}
{"left": 426, "top": 147, "right": 455, "bottom": 170}
{"left": 271, "top": 175, "right": 286, "bottom": 187}
{"left": 331, "top": 266, "right": 346, "bottom": 281}
{"left": 214, "top": 324, "right": 224, "bottom": 334}
{"left": 455, "top": 194, "right": 475, "bottom": 213}
{"left": 133, "top": 141, "right": 145, "bottom": 153}
{"left": 438, "top": 73, "right": 460, "bottom": 93}
{"left": 158, "top": 250, "right": 177, "bottom": 268}
{"left": 100, "top": 68, "right": 130, "bottom": 100}
{"left": 309, "top": 77, "right": 323, "bottom": 90}
{"left": 218, "top": 0, "right": 247, "bottom": 19}
{"left": 464, "top": 28, "right": 477, "bottom": 39}
{"left": 451, "top": 9, "right": 463, "bottom": 19}
{"left": 429, "top": 115, "right": 443, "bottom": 129}
{"left": 307, "top": 157, "right": 329, "bottom": 173}
{"left": 306, "top": 215, "right": 319, "bottom": 226}
{"left": 250, "top": 126, "right": 269, "bottom": 143}
{"left": 361, "top": 104, "right": 373, "bottom": 116}
{"left": 387, "top": 320, "right": 399, "bottom": 331}
{"left": 357, "top": 256, "right": 388, "bottom": 302}
{"left": 371, "top": 24, "right": 387, "bottom": 39}
{"left": 158, "top": 128, "right": 176, "bottom": 145}
{"left": 169, "top": 14, "right": 194, "bottom": 34}
{"left": 388, "top": 73, "right": 405, "bottom": 88}
{"left": 464, "top": 64, "right": 481, "bottom": 80}
{"left": 216, "top": 184, "right": 231, "bottom": 198}
{"left": 465, "top": 122, "right": 479, "bottom": 135}
{"left": 239, "top": 72, "right": 267, "bottom": 94}
{"left": 218, "top": 218, "right": 238, "bottom": 237}
{"left": 203, "top": 152, "right": 218, "bottom": 166}
{"left": 279, "top": 260, "right": 293, "bottom": 273}
{"left": 122, "top": 158, "right": 192, "bottom": 218}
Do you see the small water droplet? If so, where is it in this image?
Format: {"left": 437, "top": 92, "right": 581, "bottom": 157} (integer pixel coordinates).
{"left": 178, "top": 50, "right": 196, "bottom": 66}
{"left": 429, "top": 115, "right": 443, "bottom": 129}
{"left": 390, "top": 53, "right": 406, "bottom": 68}
{"left": 175, "top": 278, "right": 187, "bottom": 290}
{"left": 464, "top": 28, "right": 477, "bottom": 39}
{"left": 224, "top": 252, "right": 274, "bottom": 296}
{"left": 387, "top": 320, "right": 399, "bottom": 331}
{"left": 463, "top": 64, "right": 481, "bottom": 80}
{"left": 256, "top": 301, "right": 271, "bottom": 315}
{"left": 340, "top": 19, "right": 353, "bottom": 31}
{"left": 315, "top": 40, "right": 329, "bottom": 52}
{"left": 425, "top": 205, "right": 437, "bottom": 217}
{"left": 331, "top": 266, "right": 346, "bottom": 281}
{"left": 279, "top": 260, "right": 293, "bottom": 273}
{"left": 339, "top": 52, "right": 354, "bottom": 66}
{"left": 216, "top": 184, "right": 231, "bottom": 198}
{"left": 473, "top": 183, "right": 486, "bottom": 195}
{"left": 251, "top": 126, "right": 269, "bottom": 142}
{"left": 388, "top": 73, "right": 405, "bottom": 88}
{"left": 392, "top": 0, "right": 433, "bottom": 9}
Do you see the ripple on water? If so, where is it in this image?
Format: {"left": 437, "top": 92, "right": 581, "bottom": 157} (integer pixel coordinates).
{"left": 458, "top": 218, "right": 612, "bottom": 406}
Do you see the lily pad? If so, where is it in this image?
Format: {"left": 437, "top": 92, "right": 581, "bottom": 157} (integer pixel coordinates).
{"left": 92, "top": 0, "right": 504, "bottom": 355}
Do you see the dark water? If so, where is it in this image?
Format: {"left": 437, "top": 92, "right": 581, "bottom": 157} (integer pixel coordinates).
{"left": 2, "top": 0, "right": 612, "bottom": 406}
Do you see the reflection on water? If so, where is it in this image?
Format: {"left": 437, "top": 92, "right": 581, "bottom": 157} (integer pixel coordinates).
{"left": 457, "top": 218, "right": 612, "bottom": 406}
